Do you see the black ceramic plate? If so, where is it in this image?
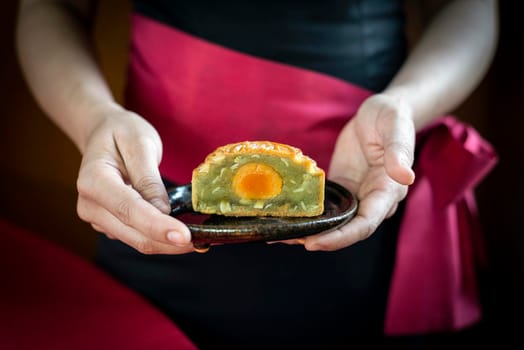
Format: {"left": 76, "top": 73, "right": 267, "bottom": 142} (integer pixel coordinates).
{"left": 168, "top": 180, "right": 358, "bottom": 250}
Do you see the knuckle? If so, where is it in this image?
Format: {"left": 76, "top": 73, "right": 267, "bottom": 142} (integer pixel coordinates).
{"left": 115, "top": 197, "right": 134, "bottom": 226}
{"left": 386, "top": 204, "right": 399, "bottom": 218}
{"left": 76, "top": 198, "right": 91, "bottom": 223}
{"left": 77, "top": 207, "right": 90, "bottom": 223}
{"left": 137, "top": 135, "right": 159, "bottom": 152}
{"left": 398, "top": 186, "right": 409, "bottom": 200}
{"left": 91, "top": 223, "right": 104, "bottom": 234}
{"left": 134, "top": 174, "right": 162, "bottom": 199}
{"left": 143, "top": 220, "right": 159, "bottom": 240}
{"left": 105, "top": 233, "right": 117, "bottom": 240}
{"left": 76, "top": 163, "right": 109, "bottom": 197}
{"left": 76, "top": 175, "right": 91, "bottom": 197}
{"left": 134, "top": 238, "right": 157, "bottom": 255}
{"left": 359, "top": 222, "right": 378, "bottom": 241}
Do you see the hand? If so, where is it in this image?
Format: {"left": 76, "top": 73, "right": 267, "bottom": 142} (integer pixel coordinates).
{"left": 75, "top": 105, "right": 194, "bottom": 254}
{"left": 303, "top": 94, "right": 416, "bottom": 251}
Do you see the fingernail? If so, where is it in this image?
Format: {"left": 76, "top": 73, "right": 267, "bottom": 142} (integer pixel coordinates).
{"left": 167, "top": 231, "right": 186, "bottom": 245}
{"left": 305, "top": 240, "right": 322, "bottom": 251}
{"left": 194, "top": 245, "right": 210, "bottom": 253}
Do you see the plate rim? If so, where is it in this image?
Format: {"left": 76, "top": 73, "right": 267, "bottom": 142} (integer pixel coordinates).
{"left": 168, "top": 180, "right": 358, "bottom": 247}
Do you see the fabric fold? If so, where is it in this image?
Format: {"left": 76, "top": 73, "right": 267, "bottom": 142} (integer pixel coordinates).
{"left": 418, "top": 117, "right": 498, "bottom": 208}
{"left": 385, "top": 117, "right": 498, "bottom": 334}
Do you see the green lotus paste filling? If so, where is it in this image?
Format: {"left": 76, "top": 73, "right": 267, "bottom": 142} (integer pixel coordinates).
{"left": 193, "top": 154, "right": 322, "bottom": 215}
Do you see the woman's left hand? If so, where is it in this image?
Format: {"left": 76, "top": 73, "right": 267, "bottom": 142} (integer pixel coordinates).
{"left": 303, "top": 93, "right": 416, "bottom": 251}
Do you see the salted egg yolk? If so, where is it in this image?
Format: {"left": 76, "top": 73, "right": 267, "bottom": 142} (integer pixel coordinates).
{"left": 232, "top": 163, "right": 283, "bottom": 200}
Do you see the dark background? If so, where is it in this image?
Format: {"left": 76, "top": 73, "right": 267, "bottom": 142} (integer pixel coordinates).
{"left": 1, "top": 0, "right": 522, "bottom": 346}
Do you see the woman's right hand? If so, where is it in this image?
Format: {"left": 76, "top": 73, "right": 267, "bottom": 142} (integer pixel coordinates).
{"left": 76, "top": 105, "right": 194, "bottom": 254}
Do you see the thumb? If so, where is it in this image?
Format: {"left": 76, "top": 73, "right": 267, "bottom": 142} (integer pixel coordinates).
{"left": 383, "top": 115, "right": 416, "bottom": 186}
{"left": 131, "top": 171, "right": 171, "bottom": 214}
{"left": 120, "top": 137, "right": 171, "bottom": 214}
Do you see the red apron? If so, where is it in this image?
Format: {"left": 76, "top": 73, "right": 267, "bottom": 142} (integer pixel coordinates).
{"left": 125, "top": 14, "right": 498, "bottom": 335}
{"left": 0, "top": 218, "right": 197, "bottom": 350}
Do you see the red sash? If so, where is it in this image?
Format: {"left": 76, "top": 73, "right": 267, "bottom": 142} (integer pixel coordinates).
{"left": 126, "top": 14, "right": 498, "bottom": 335}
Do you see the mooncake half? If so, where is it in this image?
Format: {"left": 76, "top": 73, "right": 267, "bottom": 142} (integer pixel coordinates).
{"left": 191, "top": 141, "right": 325, "bottom": 217}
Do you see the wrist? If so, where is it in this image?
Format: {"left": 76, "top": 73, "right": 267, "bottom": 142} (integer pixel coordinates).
{"left": 382, "top": 85, "right": 432, "bottom": 131}
{"left": 77, "top": 100, "right": 125, "bottom": 154}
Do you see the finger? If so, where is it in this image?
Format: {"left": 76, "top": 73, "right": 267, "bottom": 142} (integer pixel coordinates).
{"left": 384, "top": 142, "right": 415, "bottom": 185}
{"left": 385, "top": 202, "right": 399, "bottom": 219}
{"left": 304, "top": 188, "right": 398, "bottom": 251}
{"left": 78, "top": 196, "right": 194, "bottom": 254}
{"left": 266, "top": 238, "right": 306, "bottom": 245}
{"left": 90, "top": 222, "right": 117, "bottom": 239}
{"left": 381, "top": 113, "right": 416, "bottom": 185}
{"left": 77, "top": 163, "right": 191, "bottom": 246}
{"left": 117, "top": 135, "right": 171, "bottom": 214}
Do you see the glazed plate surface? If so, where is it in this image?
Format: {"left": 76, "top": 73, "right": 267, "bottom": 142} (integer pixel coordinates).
{"left": 168, "top": 180, "right": 358, "bottom": 250}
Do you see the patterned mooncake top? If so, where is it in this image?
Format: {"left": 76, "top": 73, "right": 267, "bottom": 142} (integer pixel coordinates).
{"left": 197, "top": 141, "right": 324, "bottom": 176}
